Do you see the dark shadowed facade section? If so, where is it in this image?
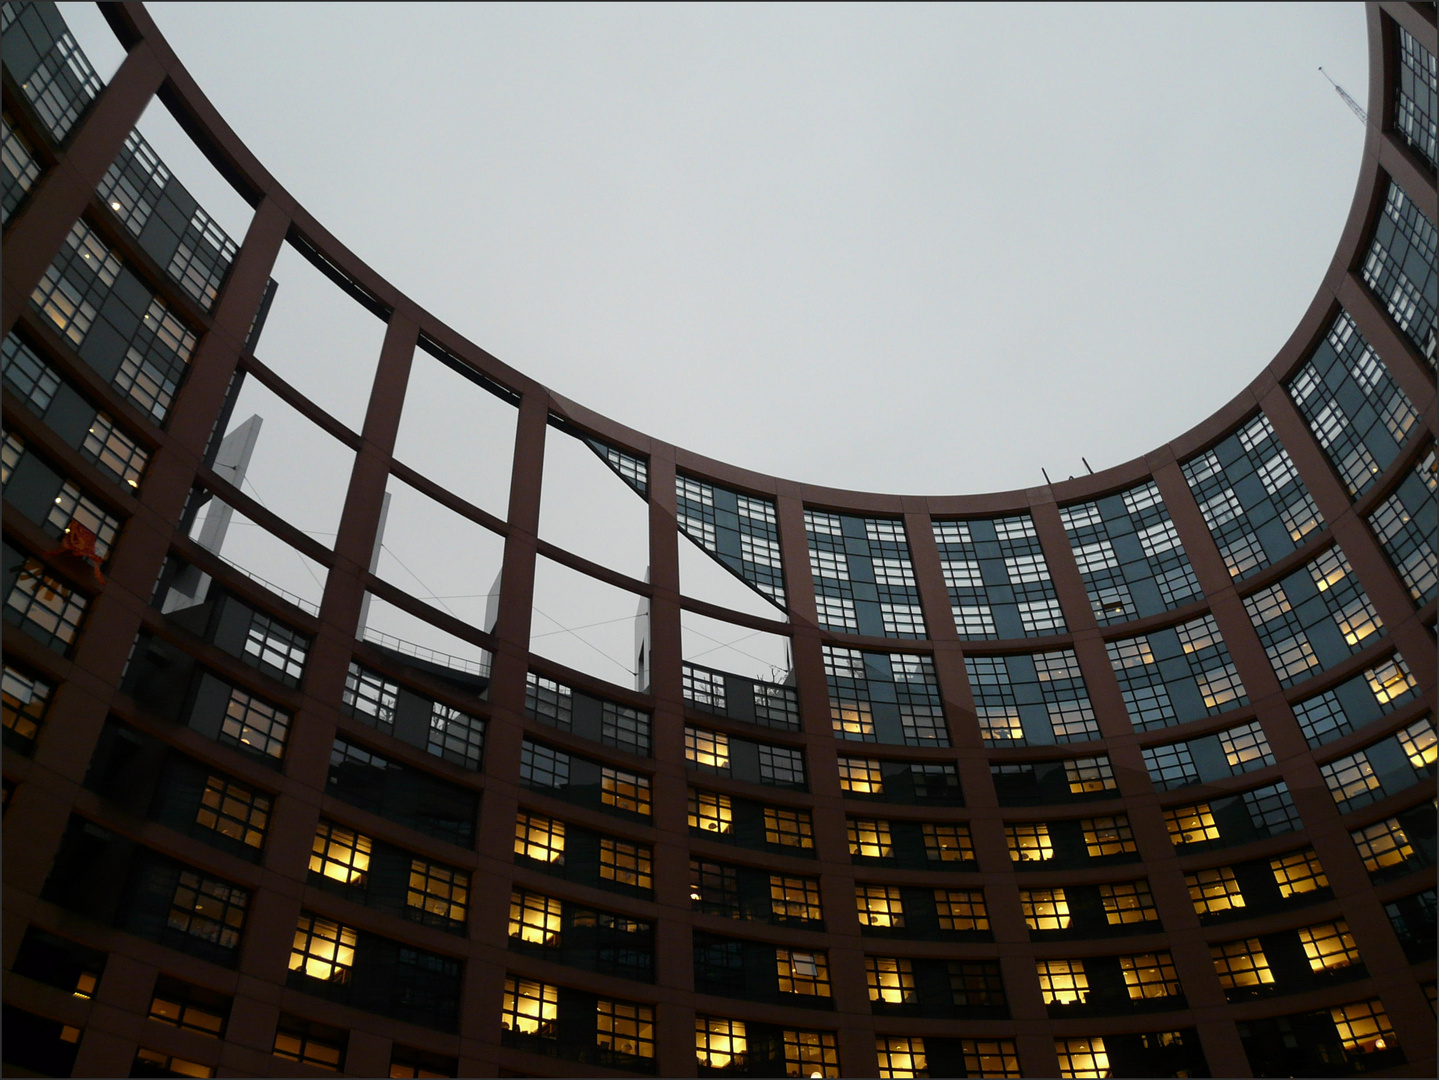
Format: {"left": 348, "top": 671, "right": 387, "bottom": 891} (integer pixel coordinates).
{"left": 2, "top": 2, "right": 1436, "bottom": 1077}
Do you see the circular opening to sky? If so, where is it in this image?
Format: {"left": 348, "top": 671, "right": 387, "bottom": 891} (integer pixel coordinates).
{"left": 69, "top": 2, "right": 1369, "bottom": 497}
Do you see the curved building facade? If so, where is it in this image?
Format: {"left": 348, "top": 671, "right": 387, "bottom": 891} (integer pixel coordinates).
{"left": 1, "top": 3, "right": 1436, "bottom": 1077}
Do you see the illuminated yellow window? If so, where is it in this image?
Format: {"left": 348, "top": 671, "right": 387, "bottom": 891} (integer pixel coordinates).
{"left": 514, "top": 812, "right": 566, "bottom": 863}
{"left": 1055, "top": 1037, "right": 1108, "bottom": 1079}
{"left": 1350, "top": 818, "right": 1413, "bottom": 872}
{"left": 1065, "top": 755, "right": 1118, "bottom": 794}
{"left": 133, "top": 1050, "right": 213, "bottom": 1078}
{"left": 309, "top": 821, "right": 371, "bottom": 885}
{"left": 685, "top": 726, "right": 730, "bottom": 772}
{"left": 1005, "top": 822, "right": 1053, "bottom": 862}
{"left": 1187, "top": 866, "right": 1245, "bottom": 914}
{"left": 599, "top": 837, "right": 653, "bottom": 891}
{"left": 148, "top": 981, "right": 225, "bottom": 1037}
{"left": 1, "top": 664, "right": 51, "bottom": 743}
{"left": 1164, "top": 804, "right": 1219, "bottom": 845}
{"left": 783, "top": 1028, "right": 839, "bottom": 1078}
{"left": 596, "top": 999, "right": 654, "bottom": 1060}
{"left": 1298, "top": 920, "right": 1361, "bottom": 971}
{"left": 1081, "top": 814, "right": 1137, "bottom": 857}
{"left": 1321, "top": 752, "right": 1381, "bottom": 804}
{"left": 977, "top": 707, "right": 1024, "bottom": 744}
{"left": 1396, "top": 717, "right": 1437, "bottom": 770}
{"left": 856, "top": 884, "right": 905, "bottom": 928}
{"left": 501, "top": 976, "right": 557, "bottom": 1037}
{"left": 1098, "top": 879, "right": 1158, "bottom": 925}
{"left": 1329, "top": 999, "right": 1396, "bottom": 1054}
{"left": 508, "top": 889, "right": 562, "bottom": 946}
{"left": 289, "top": 915, "right": 357, "bottom": 983}
{"left": 602, "top": 767, "right": 652, "bottom": 817}
{"left": 866, "top": 957, "right": 917, "bottom": 1004}
{"left": 831, "top": 698, "right": 875, "bottom": 740}
{"left": 695, "top": 1015, "right": 746, "bottom": 1070}
{"left": 72, "top": 970, "right": 97, "bottom": 1000}
{"left": 848, "top": 818, "right": 893, "bottom": 858}
{"left": 764, "top": 806, "right": 814, "bottom": 848}
{"left": 1036, "top": 958, "right": 1088, "bottom": 1004}
{"left": 688, "top": 789, "right": 732, "bottom": 835}
{"left": 776, "top": 949, "right": 830, "bottom": 996}
{"left": 1271, "top": 848, "right": 1329, "bottom": 896}
{"left": 408, "top": 859, "right": 468, "bottom": 923}
{"left": 771, "top": 875, "right": 823, "bottom": 922}
{"left": 1021, "top": 888, "right": 1070, "bottom": 931}
{"left": 1210, "top": 938, "right": 1275, "bottom": 988}
{"left": 1366, "top": 656, "right": 1416, "bottom": 705}
{"left": 934, "top": 889, "right": 989, "bottom": 931}
{"left": 876, "top": 1035, "right": 926, "bottom": 1079}
{"left": 922, "top": 822, "right": 973, "bottom": 862}
{"left": 839, "top": 756, "right": 883, "bottom": 794}
{"left": 1119, "top": 952, "right": 1180, "bottom": 999}
{"left": 962, "top": 1039, "right": 1020, "bottom": 1078}
{"left": 1335, "top": 597, "right": 1382, "bottom": 646}
{"left": 197, "top": 775, "right": 269, "bottom": 850}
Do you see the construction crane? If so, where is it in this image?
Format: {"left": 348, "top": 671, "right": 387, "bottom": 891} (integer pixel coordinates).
{"left": 1319, "top": 67, "right": 1367, "bottom": 124}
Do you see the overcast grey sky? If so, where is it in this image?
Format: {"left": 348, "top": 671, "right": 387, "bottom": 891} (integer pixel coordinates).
{"left": 59, "top": 3, "right": 1371, "bottom": 682}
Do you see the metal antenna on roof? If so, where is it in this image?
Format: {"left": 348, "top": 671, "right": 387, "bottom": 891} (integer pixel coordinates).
{"left": 1319, "top": 67, "right": 1367, "bottom": 124}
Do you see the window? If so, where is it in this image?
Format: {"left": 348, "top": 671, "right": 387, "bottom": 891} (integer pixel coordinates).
{"left": 408, "top": 859, "right": 468, "bottom": 925}
{"left": 1142, "top": 742, "right": 1200, "bottom": 789}
{"left": 1321, "top": 752, "right": 1381, "bottom": 806}
{"left": 848, "top": 818, "right": 893, "bottom": 858}
{"left": 783, "top": 1029, "right": 838, "bottom": 1078}
{"left": 389, "top": 1044, "right": 458, "bottom": 1078}
{"left": 1298, "top": 920, "right": 1361, "bottom": 972}
{"left": 776, "top": 950, "right": 830, "bottom": 996}
{"left": 1099, "top": 879, "right": 1158, "bottom": 925}
{"left": 757, "top": 743, "right": 805, "bottom": 786}
{"left": 962, "top": 1039, "right": 1020, "bottom": 1078}
{"left": 695, "top": 1015, "right": 746, "bottom": 1070}
{"left": 2, "top": 663, "right": 52, "bottom": 745}
{"left": 1119, "top": 953, "right": 1180, "bottom": 999}
{"left": 1187, "top": 866, "right": 1245, "bottom": 914}
{"left": 1397, "top": 717, "right": 1438, "bottom": 770}
{"left": 148, "top": 977, "right": 228, "bottom": 1037}
{"left": 344, "top": 662, "right": 398, "bottom": 729}
{"left": 169, "top": 871, "right": 246, "bottom": 951}
{"left": 132, "top": 1049, "right": 214, "bottom": 1077}
{"left": 856, "top": 884, "right": 905, "bottom": 928}
{"left": 1082, "top": 814, "right": 1137, "bottom": 857}
{"left": 82, "top": 412, "right": 149, "bottom": 489}
{"left": 289, "top": 914, "right": 356, "bottom": 983}
{"left": 1055, "top": 1037, "right": 1108, "bottom": 1079}
{"left": 1065, "top": 755, "right": 1117, "bottom": 794}
{"left": 195, "top": 774, "right": 269, "bottom": 851}
{"left": 1219, "top": 721, "right": 1274, "bottom": 772}
{"left": 525, "top": 673, "right": 572, "bottom": 729}
{"left": 602, "top": 767, "right": 651, "bottom": 816}
{"left": 949, "top": 961, "right": 1006, "bottom": 1008}
{"left": 839, "top": 756, "right": 883, "bottom": 793}
{"left": 866, "top": 956, "right": 917, "bottom": 1004}
{"left": 691, "top": 860, "right": 739, "bottom": 916}
{"left": 977, "top": 706, "right": 1024, "bottom": 744}
{"left": 1210, "top": 938, "right": 1274, "bottom": 988}
{"left": 764, "top": 805, "right": 814, "bottom": 848}
{"left": 876, "top": 1036, "right": 927, "bottom": 1079}
{"left": 5, "top": 558, "right": 86, "bottom": 650}
{"left": 1271, "top": 849, "right": 1329, "bottom": 896}
{"left": 501, "top": 976, "right": 557, "bottom": 1037}
{"left": 600, "top": 837, "right": 653, "bottom": 891}
{"left": 1164, "top": 804, "right": 1219, "bottom": 845}
{"left": 684, "top": 665, "right": 726, "bottom": 711}
{"left": 770, "top": 875, "right": 823, "bottom": 922}
{"left": 1351, "top": 817, "right": 1415, "bottom": 872}
{"left": 309, "top": 821, "right": 371, "bottom": 885}
{"left": 596, "top": 999, "right": 654, "bottom": 1061}
{"left": 1368, "top": 655, "right": 1417, "bottom": 705}
{"left": 688, "top": 789, "right": 732, "bottom": 835}
{"left": 1036, "top": 959, "right": 1089, "bottom": 1004}
{"left": 272, "top": 1017, "right": 344, "bottom": 1071}
{"left": 514, "top": 812, "right": 566, "bottom": 863}
{"left": 509, "top": 890, "right": 563, "bottom": 946}
{"left": 1329, "top": 998, "right": 1396, "bottom": 1055}
{"left": 520, "top": 741, "right": 570, "bottom": 788}
{"left": 922, "top": 822, "right": 973, "bottom": 862}
{"left": 601, "top": 700, "right": 650, "bottom": 755}
{"left": 427, "top": 703, "right": 484, "bottom": 770}
{"left": 1021, "top": 888, "right": 1070, "bottom": 930}
{"left": 243, "top": 612, "right": 307, "bottom": 683}
{"left": 934, "top": 890, "right": 989, "bottom": 931}
{"left": 1005, "top": 822, "right": 1053, "bottom": 862}
{"left": 220, "top": 685, "right": 289, "bottom": 759}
